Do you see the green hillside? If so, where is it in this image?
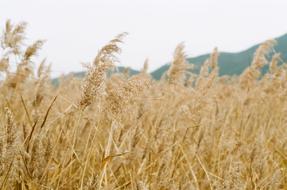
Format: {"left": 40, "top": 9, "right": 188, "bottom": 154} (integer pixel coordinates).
{"left": 151, "top": 33, "right": 287, "bottom": 80}
{"left": 52, "top": 66, "right": 139, "bottom": 85}
{"left": 53, "top": 33, "right": 287, "bottom": 82}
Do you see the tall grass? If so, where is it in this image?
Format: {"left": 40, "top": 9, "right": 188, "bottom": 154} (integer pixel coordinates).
{"left": 0, "top": 20, "right": 287, "bottom": 189}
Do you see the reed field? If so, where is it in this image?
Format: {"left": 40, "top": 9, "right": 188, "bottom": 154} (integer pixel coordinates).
{"left": 0, "top": 20, "right": 287, "bottom": 189}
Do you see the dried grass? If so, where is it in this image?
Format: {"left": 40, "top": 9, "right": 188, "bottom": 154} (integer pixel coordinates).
{"left": 0, "top": 20, "right": 287, "bottom": 189}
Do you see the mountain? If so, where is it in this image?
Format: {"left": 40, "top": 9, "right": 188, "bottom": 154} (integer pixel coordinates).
{"left": 52, "top": 33, "right": 287, "bottom": 83}
{"left": 151, "top": 33, "right": 287, "bottom": 80}
{"left": 52, "top": 66, "right": 139, "bottom": 85}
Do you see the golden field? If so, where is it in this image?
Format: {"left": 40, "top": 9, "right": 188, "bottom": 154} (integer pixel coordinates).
{"left": 0, "top": 20, "right": 287, "bottom": 189}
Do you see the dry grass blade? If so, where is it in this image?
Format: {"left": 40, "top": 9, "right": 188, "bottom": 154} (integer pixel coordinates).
{"left": 0, "top": 160, "right": 13, "bottom": 189}
{"left": 39, "top": 95, "right": 58, "bottom": 129}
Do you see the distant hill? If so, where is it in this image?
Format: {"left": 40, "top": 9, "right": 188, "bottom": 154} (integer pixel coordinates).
{"left": 52, "top": 33, "right": 287, "bottom": 83}
{"left": 52, "top": 66, "right": 139, "bottom": 85}
{"left": 151, "top": 33, "right": 287, "bottom": 79}
{"left": 70, "top": 66, "right": 140, "bottom": 78}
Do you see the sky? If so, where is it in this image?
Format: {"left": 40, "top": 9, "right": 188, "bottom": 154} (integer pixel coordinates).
{"left": 1, "top": 0, "right": 287, "bottom": 77}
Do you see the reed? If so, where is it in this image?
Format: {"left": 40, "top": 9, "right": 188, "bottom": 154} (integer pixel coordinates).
{"left": 0, "top": 20, "right": 286, "bottom": 189}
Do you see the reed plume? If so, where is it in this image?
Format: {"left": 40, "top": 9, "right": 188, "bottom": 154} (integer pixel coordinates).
{"left": 78, "top": 33, "right": 127, "bottom": 110}
{"left": 166, "top": 43, "right": 190, "bottom": 85}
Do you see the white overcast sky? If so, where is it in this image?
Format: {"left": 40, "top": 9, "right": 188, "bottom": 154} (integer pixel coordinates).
{"left": 1, "top": 0, "right": 287, "bottom": 76}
